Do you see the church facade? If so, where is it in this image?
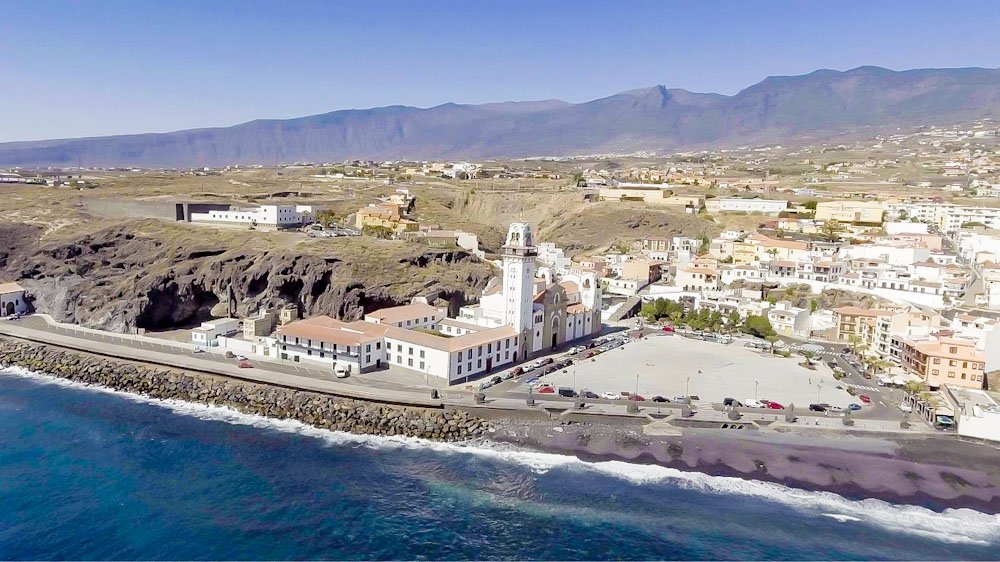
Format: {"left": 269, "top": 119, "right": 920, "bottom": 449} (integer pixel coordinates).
{"left": 458, "top": 223, "right": 602, "bottom": 359}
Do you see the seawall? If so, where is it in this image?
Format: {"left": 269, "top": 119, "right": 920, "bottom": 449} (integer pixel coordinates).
{"left": 0, "top": 337, "right": 489, "bottom": 442}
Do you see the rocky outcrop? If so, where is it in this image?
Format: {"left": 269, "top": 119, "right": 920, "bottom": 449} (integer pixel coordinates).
{"left": 0, "top": 338, "right": 488, "bottom": 441}
{"left": 0, "top": 222, "right": 492, "bottom": 332}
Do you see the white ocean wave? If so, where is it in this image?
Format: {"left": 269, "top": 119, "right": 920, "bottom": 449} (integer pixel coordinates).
{"left": 4, "top": 366, "right": 1000, "bottom": 546}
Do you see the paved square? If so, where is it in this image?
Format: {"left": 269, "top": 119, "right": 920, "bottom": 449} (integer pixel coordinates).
{"left": 536, "top": 335, "right": 855, "bottom": 407}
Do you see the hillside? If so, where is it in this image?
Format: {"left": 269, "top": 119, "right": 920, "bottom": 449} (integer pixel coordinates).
{"left": 3, "top": 66, "right": 1000, "bottom": 167}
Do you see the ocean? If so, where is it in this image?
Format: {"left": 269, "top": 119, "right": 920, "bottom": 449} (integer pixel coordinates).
{"left": 2, "top": 366, "right": 999, "bottom": 560}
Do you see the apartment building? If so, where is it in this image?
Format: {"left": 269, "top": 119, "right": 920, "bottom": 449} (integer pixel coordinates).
{"left": 815, "top": 201, "right": 886, "bottom": 224}
{"left": 675, "top": 257, "right": 721, "bottom": 292}
{"left": 190, "top": 204, "right": 314, "bottom": 228}
{"left": 898, "top": 335, "right": 986, "bottom": 389}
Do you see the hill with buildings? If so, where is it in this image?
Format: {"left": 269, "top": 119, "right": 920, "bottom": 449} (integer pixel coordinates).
{"left": 3, "top": 66, "right": 1000, "bottom": 167}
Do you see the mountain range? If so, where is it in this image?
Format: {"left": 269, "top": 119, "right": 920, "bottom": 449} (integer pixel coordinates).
{"left": 3, "top": 66, "right": 1000, "bottom": 168}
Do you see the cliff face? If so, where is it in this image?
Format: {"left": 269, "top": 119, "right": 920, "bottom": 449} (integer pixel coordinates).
{"left": 0, "top": 222, "right": 492, "bottom": 332}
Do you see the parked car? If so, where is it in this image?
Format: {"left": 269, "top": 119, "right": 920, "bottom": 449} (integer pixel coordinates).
{"left": 848, "top": 403, "right": 862, "bottom": 411}
{"left": 490, "top": 376, "right": 502, "bottom": 385}
{"left": 673, "top": 395, "right": 690, "bottom": 403}
{"left": 652, "top": 396, "right": 670, "bottom": 403}
{"left": 557, "top": 387, "right": 578, "bottom": 398}
{"left": 511, "top": 367, "right": 524, "bottom": 376}
{"left": 192, "top": 348, "right": 205, "bottom": 354}
{"left": 238, "top": 360, "right": 253, "bottom": 369}
{"left": 627, "top": 394, "right": 646, "bottom": 402}
{"left": 828, "top": 405, "right": 845, "bottom": 413}
{"left": 525, "top": 377, "right": 539, "bottom": 386}
{"left": 661, "top": 326, "right": 675, "bottom": 333}
{"left": 236, "top": 355, "right": 248, "bottom": 361}
{"left": 745, "top": 399, "right": 764, "bottom": 408}
{"left": 767, "top": 402, "right": 785, "bottom": 410}
{"left": 899, "top": 403, "right": 913, "bottom": 413}
{"left": 581, "top": 390, "right": 599, "bottom": 399}
{"left": 723, "top": 397, "right": 741, "bottom": 407}
{"left": 532, "top": 382, "right": 553, "bottom": 390}
{"left": 538, "top": 386, "right": 555, "bottom": 394}
{"left": 809, "top": 403, "right": 827, "bottom": 412}
{"left": 539, "top": 358, "right": 554, "bottom": 366}
{"left": 224, "top": 351, "right": 236, "bottom": 359}
{"left": 501, "top": 372, "right": 515, "bottom": 381}
{"left": 859, "top": 394, "right": 872, "bottom": 404}
{"left": 601, "top": 392, "right": 622, "bottom": 400}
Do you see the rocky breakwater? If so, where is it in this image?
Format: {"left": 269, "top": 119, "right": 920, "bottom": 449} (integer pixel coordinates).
{"left": 0, "top": 338, "right": 489, "bottom": 442}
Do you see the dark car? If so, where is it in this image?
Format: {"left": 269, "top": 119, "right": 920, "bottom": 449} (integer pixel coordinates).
{"left": 511, "top": 366, "right": 524, "bottom": 376}
{"left": 557, "top": 387, "right": 578, "bottom": 398}
{"left": 539, "top": 358, "right": 554, "bottom": 366}
{"left": 651, "top": 396, "right": 670, "bottom": 403}
{"left": 490, "top": 376, "right": 502, "bottom": 385}
{"left": 581, "top": 390, "right": 599, "bottom": 399}
{"left": 809, "top": 403, "right": 827, "bottom": 412}
{"left": 723, "top": 397, "right": 744, "bottom": 408}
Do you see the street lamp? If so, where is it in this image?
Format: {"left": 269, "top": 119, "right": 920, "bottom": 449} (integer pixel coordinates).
{"left": 817, "top": 383, "right": 822, "bottom": 403}
{"left": 755, "top": 379, "right": 759, "bottom": 401}
{"left": 686, "top": 376, "right": 691, "bottom": 403}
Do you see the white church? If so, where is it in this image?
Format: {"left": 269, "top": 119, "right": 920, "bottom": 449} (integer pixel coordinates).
{"left": 455, "top": 222, "right": 602, "bottom": 359}
{"left": 222, "top": 223, "right": 603, "bottom": 385}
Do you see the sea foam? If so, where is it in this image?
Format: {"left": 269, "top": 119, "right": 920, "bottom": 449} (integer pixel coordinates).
{"left": 4, "top": 366, "right": 999, "bottom": 546}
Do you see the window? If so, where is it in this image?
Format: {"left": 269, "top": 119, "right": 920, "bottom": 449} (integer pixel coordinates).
{"left": 961, "top": 373, "right": 967, "bottom": 380}
{"left": 932, "top": 369, "right": 939, "bottom": 375}
{"left": 477, "top": 359, "right": 482, "bottom": 368}
{"left": 420, "top": 350, "right": 425, "bottom": 359}
{"left": 366, "top": 344, "right": 371, "bottom": 352}
{"left": 376, "top": 342, "right": 381, "bottom": 350}
{"left": 932, "top": 358, "right": 940, "bottom": 364}
{"left": 408, "top": 358, "right": 413, "bottom": 367}
{"left": 419, "top": 361, "right": 425, "bottom": 370}
{"left": 948, "top": 371, "right": 956, "bottom": 378}
{"left": 408, "top": 347, "right": 414, "bottom": 356}
{"left": 397, "top": 344, "right": 402, "bottom": 352}
{"left": 457, "top": 365, "right": 462, "bottom": 375}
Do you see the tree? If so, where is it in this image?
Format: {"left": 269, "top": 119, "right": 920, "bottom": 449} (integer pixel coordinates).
{"left": 362, "top": 225, "right": 395, "bottom": 239}
{"left": 800, "top": 350, "right": 815, "bottom": 366}
{"left": 809, "top": 299, "right": 819, "bottom": 313}
{"left": 820, "top": 219, "right": 845, "bottom": 242}
{"left": 743, "top": 315, "right": 776, "bottom": 339}
{"left": 803, "top": 200, "right": 818, "bottom": 211}
{"left": 765, "top": 334, "right": 780, "bottom": 353}
{"left": 726, "top": 310, "right": 742, "bottom": 331}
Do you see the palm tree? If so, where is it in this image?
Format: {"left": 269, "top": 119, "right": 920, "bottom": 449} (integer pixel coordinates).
{"left": 801, "top": 350, "right": 816, "bottom": 366}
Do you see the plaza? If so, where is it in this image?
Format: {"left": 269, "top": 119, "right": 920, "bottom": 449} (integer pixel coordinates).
{"left": 533, "top": 334, "right": 855, "bottom": 408}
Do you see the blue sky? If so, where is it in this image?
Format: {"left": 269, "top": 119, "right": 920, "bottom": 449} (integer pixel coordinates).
{"left": 2, "top": 0, "right": 999, "bottom": 142}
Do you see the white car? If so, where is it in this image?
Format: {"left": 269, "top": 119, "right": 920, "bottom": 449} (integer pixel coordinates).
{"left": 236, "top": 355, "right": 248, "bottom": 361}
{"left": 745, "top": 399, "right": 764, "bottom": 408}
{"left": 899, "top": 403, "right": 913, "bottom": 413}
{"left": 601, "top": 392, "right": 622, "bottom": 400}
{"left": 192, "top": 348, "right": 205, "bottom": 354}
{"left": 531, "top": 381, "right": 552, "bottom": 390}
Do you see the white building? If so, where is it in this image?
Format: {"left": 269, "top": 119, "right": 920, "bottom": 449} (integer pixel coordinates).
{"left": 705, "top": 198, "right": 788, "bottom": 215}
{"left": 190, "top": 204, "right": 314, "bottom": 228}
{"left": 0, "top": 282, "right": 27, "bottom": 317}
{"left": 191, "top": 318, "right": 241, "bottom": 347}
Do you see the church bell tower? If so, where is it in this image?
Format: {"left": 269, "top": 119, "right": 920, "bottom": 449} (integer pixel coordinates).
{"left": 502, "top": 223, "right": 537, "bottom": 356}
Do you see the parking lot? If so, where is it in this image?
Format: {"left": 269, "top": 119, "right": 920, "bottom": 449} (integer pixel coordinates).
{"left": 525, "top": 334, "right": 855, "bottom": 408}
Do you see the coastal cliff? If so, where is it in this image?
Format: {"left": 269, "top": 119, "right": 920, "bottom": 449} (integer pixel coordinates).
{"left": 0, "top": 338, "right": 489, "bottom": 441}
{"left": 0, "top": 222, "right": 493, "bottom": 332}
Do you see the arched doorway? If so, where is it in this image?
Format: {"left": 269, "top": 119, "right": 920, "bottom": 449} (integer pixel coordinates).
{"left": 550, "top": 314, "right": 560, "bottom": 349}
{"left": 4, "top": 302, "right": 13, "bottom": 316}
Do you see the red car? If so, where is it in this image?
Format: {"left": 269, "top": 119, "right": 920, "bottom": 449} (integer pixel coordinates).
{"left": 238, "top": 360, "right": 253, "bottom": 369}
{"left": 767, "top": 402, "right": 785, "bottom": 410}
{"left": 628, "top": 394, "right": 646, "bottom": 401}
{"left": 661, "top": 326, "right": 675, "bottom": 333}
{"left": 859, "top": 394, "right": 872, "bottom": 404}
{"left": 537, "top": 386, "right": 555, "bottom": 394}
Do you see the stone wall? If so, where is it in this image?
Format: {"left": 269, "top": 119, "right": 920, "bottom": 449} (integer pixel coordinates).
{"left": 0, "top": 337, "right": 488, "bottom": 441}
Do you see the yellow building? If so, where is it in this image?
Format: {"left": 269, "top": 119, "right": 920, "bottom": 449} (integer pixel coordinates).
{"left": 815, "top": 201, "right": 886, "bottom": 224}
{"left": 354, "top": 203, "right": 419, "bottom": 234}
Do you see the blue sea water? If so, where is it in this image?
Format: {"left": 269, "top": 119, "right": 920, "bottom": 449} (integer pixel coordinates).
{"left": 2, "top": 367, "right": 999, "bottom": 561}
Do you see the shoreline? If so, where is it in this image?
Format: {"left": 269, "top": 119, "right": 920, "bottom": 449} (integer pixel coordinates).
{"left": 3, "top": 336, "right": 1000, "bottom": 514}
